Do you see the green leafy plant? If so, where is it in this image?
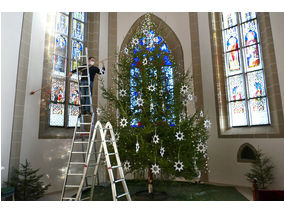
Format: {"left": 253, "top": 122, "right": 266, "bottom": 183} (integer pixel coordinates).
{"left": 6, "top": 159, "right": 50, "bottom": 200}
{"left": 245, "top": 149, "right": 274, "bottom": 189}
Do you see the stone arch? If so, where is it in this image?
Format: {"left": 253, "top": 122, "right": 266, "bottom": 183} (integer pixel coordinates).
{"left": 237, "top": 143, "right": 257, "bottom": 163}
{"left": 120, "top": 13, "right": 184, "bottom": 74}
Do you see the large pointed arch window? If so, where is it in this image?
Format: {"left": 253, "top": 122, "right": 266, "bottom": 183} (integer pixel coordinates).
{"left": 49, "top": 12, "right": 86, "bottom": 127}
{"left": 130, "top": 29, "right": 175, "bottom": 127}
{"left": 221, "top": 12, "right": 270, "bottom": 127}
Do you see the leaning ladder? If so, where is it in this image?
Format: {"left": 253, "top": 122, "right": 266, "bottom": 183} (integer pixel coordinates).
{"left": 61, "top": 47, "right": 96, "bottom": 201}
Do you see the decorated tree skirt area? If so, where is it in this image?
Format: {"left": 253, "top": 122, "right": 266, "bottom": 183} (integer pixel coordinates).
{"left": 78, "top": 180, "right": 248, "bottom": 201}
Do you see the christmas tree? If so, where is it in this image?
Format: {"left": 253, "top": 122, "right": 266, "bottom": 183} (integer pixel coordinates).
{"left": 99, "top": 13, "right": 210, "bottom": 194}
{"left": 6, "top": 160, "right": 50, "bottom": 200}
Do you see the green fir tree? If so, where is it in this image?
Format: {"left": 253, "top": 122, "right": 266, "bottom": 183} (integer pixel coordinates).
{"left": 6, "top": 160, "right": 50, "bottom": 200}
{"left": 246, "top": 149, "right": 274, "bottom": 189}
{"left": 99, "top": 13, "right": 210, "bottom": 194}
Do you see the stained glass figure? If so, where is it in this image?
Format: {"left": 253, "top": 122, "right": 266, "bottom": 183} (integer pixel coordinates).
{"left": 53, "top": 55, "right": 66, "bottom": 76}
{"left": 72, "top": 40, "right": 83, "bottom": 60}
{"left": 55, "top": 34, "right": 67, "bottom": 56}
{"left": 224, "top": 27, "right": 239, "bottom": 52}
{"left": 242, "top": 20, "right": 259, "bottom": 47}
{"left": 247, "top": 71, "right": 266, "bottom": 98}
{"left": 222, "top": 12, "right": 237, "bottom": 29}
{"left": 72, "top": 12, "right": 85, "bottom": 22}
{"left": 51, "top": 79, "right": 65, "bottom": 103}
{"left": 227, "top": 75, "right": 245, "bottom": 101}
{"left": 249, "top": 98, "right": 269, "bottom": 125}
{"left": 49, "top": 103, "right": 64, "bottom": 126}
{"left": 69, "top": 82, "right": 80, "bottom": 105}
{"left": 240, "top": 12, "right": 256, "bottom": 23}
{"left": 56, "top": 13, "right": 68, "bottom": 35}
{"left": 229, "top": 101, "right": 248, "bottom": 126}
{"left": 226, "top": 50, "right": 241, "bottom": 75}
{"left": 72, "top": 19, "right": 84, "bottom": 41}
{"left": 68, "top": 105, "right": 80, "bottom": 127}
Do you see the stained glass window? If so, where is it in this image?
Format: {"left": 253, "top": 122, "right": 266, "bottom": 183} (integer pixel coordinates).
{"left": 130, "top": 30, "right": 174, "bottom": 127}
{"left": 49, "top": 12, "right": 86, "bottom": 127}
{"left": 222, "top": 12, "right": 270, "bottom": 127}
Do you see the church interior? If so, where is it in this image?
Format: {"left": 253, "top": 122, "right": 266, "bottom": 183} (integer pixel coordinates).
{"left": 1, "top": 10, "right": 284, "bottom": 203}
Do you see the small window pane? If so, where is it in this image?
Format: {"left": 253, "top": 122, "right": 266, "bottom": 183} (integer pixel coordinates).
{"left": 240, "top": 12, "right": 256, "bottom": 23}
{"left": 51, "top": 79, "right": 65, "bottom": 103}
{"left": 222, "top": 12, "right": 238, "bottom": 29}
{"left": 69, "top": 82, "right": 80, "bottom": 105}
{"left": 249, "top": 98, "right": 269, "bottom": 125}
{"left": 242, "top": 20, "right": 259, "bottom": 47}
{"left": 247, "top": 70, "right": 266, "bottom": 98}
{"left": 223, "top": 27, "right": 240, "bottom": 52}
{"left": 72, "top": 19, "right": 84, "bottom": 41}
{"left": 53, "top": 55, "right": 66, "bottom": 76}
{"left": 56, "top": 13, "right": 69, "bottom": 36}
{"left": 68, "top": 105, "right": 80, "bottom": 127}
{"left": 49, "top": 103, "right": 65, "bottom": 126}
{"left": 54, "top": 34, "right": 67, "bottom": 56}
{"left": 72, "top": 39, "right": 83, "bottom": 60}
{"left": 72, "top": 12, "right": 85, "bottom": 22}
{"left": 229, "top": 101, "right": 248, "bottom": 126}
{"left": 225, "top": 50, "right": 242, "bottom": 75}
{"left": 243, "top": 44, "right": 262, "bottom": 71}
{"left": 227, "top": 75, "right": 246, "bottom": 101}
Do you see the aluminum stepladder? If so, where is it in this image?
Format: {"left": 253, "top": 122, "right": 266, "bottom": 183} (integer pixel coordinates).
{"left": 61, "top": 47, "right": 96, "bottom": 201}
{"left": 89, "top": 121, "right": 132, "bottom": 201}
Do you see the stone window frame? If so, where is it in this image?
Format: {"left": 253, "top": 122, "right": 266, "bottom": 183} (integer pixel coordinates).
{"left": 39, "top": 12, "right": 100, "bottom": 139}
{"left": 237, "top": 143, "right": 257, "bottom": 163}
{"left": 209, "top": 12, "right": 284, "bottom": 138}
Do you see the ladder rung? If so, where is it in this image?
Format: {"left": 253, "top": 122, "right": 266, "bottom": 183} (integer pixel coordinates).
{"left": 81, "top": 104, "right": 91, "bottom": 106}
{"left": 73, "top": 141, "right": 89, "bottom": 144}
{"left": 68, "top": 173, "right": 84, "bottom": 176}
{"left": 65, "top": 185, "right": 80, "bottom": 188}
{"left": 80, "top": 75, "right": 89, "bottom": 77}
{"left": 80, "top": 95, "right": 91, "bottom": 97}
{"left": 114, "top": 178, "right": 125, "bottom": 183}
{"left": 78, "top": 65, "right": 87, "bottom": 68}
{"left": 72, "top": 151, "right": 87, "bottom": 154}
{"left": 107, "top": 153, "right": 117, "bottom": 156}
{"left": 80, "top": 123, "right": 92, "bottom": 125}
{"left": 79, "top": 85, "right": 89, "bottom": 87}
{"left": 76, "top": 132, "right": 90, "bottom": 134}
{"left": 116, "top": 192, "right": 129, "bottom": 199}
{"left": 70, "top": 162, "right": 85, "bottom": 165}
{"left": 109, "top": 165, "right": 122, "bottom": 169}
{"left": 81, "top": 197, "right": 90, "bottom": 201}
{"left": 62, "top": 197, "right": 76, "bottom": 201}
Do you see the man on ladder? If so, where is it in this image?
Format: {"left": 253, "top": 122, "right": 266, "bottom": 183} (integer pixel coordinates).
{"left": 69, "top": 57, "right": 105, "bottom": 114}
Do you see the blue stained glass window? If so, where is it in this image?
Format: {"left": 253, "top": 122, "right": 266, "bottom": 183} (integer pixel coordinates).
{"left": 130, "top": 29, "right": 174, "bottom": 127}
{"left": 222, "top": 12, "right": 270, "bottom": 127}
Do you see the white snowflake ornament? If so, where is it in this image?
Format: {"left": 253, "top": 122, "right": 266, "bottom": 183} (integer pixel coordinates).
{"left": 120, "top": 118, "right": 128, "bottom": 128}
{"left": 132, "top": 38, "right": 139, "bottom": 46}
{"left": 200, "top": 110, "right": 204, "bottom": 118}
{"left": 124, "top": 161, "right": 131, "bottom": 171}
{"left": 187, "top": 93, "right": 193, "bottom": 101}
{"left": 96, "top": 107, "right": 102, "bottom": 116}
{"left": 136, "top": 97, "right": 144, "bottom": 107}
{"left": 119, "top": 89, "right": 127, "bottom": 97}
{"left": 180, "top": 85, "right": 189, "bottom": 95}
{"left": 204, "top": 119, "right": 211, "bottom": 129}
{"left": 115, "top": 132, "right": 120, "bottom": 141}
{"left": 182, "top": 100, "right": 187, "bottom": 106}
{"left": 174, "top": 160, "right": 184, "bottom": 172}
{"left": 150, "top": 103, "right": 154, "bottom": 111}
{"left": 160, "top": 147, "right": 165, "bottom": 157}
{"left": 150, "top": 164, "right": 161, "bottom": 175}
{"left": 179, "top": 112, "right": 186, "bottom": 122}
{"left": 152, "top": 134, "right": 159, "bottom": 144}
{"left": 147, "top": 84, "right": 156, "bottom": 92}
{"left": 136, "top": 141, "right": 140, "bottom": 153}
{"left": 142, "top": 58, "right": 148, "bottom": 65}
{"left": 197, "top": 143, "right": 206, "bottom": 153}
{"left": 175, "top": 131, "right": 184, "bottom": 141}
{"left": 124, "top": 47, "right": 129, "bottom": 55}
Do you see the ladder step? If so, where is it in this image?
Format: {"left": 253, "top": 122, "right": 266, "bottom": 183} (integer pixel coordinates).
{"left": 65, "top": 185, "right": 80, "bottom": 188}
{"left": 81, "top": 104, "right": 91, "bottom": 106}
{"left": 81, "top": 197, "right": 90, "bottom": 201}
{"left": 80, "top": 75, "right": 89, "bottom": 77}
{"left": 80, "top": 122, "right": 92, "bottom": 125}
{"left": 80, "top": 95, "right": 91, "bottom": 97}
{"left": 116, "top": 192, "right": 129, "bottom": 199}
{"left": 72, "top": 151, "right": 87, "bottom": 154}
{"left": 68, "top": 173, "right": 84, "bottom": 176}
{"left": 79, "top": 85, "right": 89, "bottom": 87}
{"left": 78, "top": 65, "right": 87, "bottom": 68}
{"left": 109, "top": 165, "right": 122, "bottom": 169}
{"left": 73, "top": 141, "right": 89, "bottom": 144}
{"left": 114, "top": 178, "right": 125, "bottom": 183}
{"left": 62, "top": 197, "right": 76, "bottom": 201}
{"left": 76, "top": 132, "right": 90, "bottom": 134}
{"left": 70, "top": 162, "right": 85, "bottom": 165}
{"left": 107, "top": 153, "right": 117, "bottom": 156}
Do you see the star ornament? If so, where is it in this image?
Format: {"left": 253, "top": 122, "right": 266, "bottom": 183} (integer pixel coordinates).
{"left": 197, "top": 143, "right": 206, "bottom": 153}
{"left": 136, "top": 97, "right": 144, "bottom": 107}
{"left": 142, "top": 58, "right": 148, "bottom": 65}
{"left": 120, "top": 118, "right": 128, "bottom": 128}
{"left": 119, "top": 89, "right": 127, "bottom": 97}
{"left": 124, "top": 161, "right": 131, "bottom": 171}
{"left": 151, "top": 164, "right": 161, "bottom": 175}
{"left": 147, "top": 84, "right": 156, "bottom": 92}
{"left": 152, "top": 134, "right": 159, "bottom": 144}
{"left": 124, "top": 47, "right": 129, "bottom": 55}
{"left": 180, "top": 85, "right": 189, "bottom": 95}
{"left": 187, "top": 93, "right": 193, "bottom": 101}
{"left": 204, "top": 119, "right": 211, "bottom": 129}
{"left": 132, "top": 38, "right": 139, "bottom": 46}
{"left": 96, "top": 107, "right": 102, "bottom": 116}
{"left": 174, "top": 160, "right": 184, "bottom": 172}
{"left": 175, "top": 131, "right": 184, "bottom": 141}
{"left": 160, "top": 147, "right": 165, "bottom": 157}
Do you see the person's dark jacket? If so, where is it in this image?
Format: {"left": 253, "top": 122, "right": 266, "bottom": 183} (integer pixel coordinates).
{"left": 72, "top": 64, "right": 105, "bottom": 82}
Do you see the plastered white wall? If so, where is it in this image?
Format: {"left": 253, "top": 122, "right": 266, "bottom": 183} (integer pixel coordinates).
{"left": 198, "top": 12, "right": 284, "bottom": 189}
{"left": 1, "top": 12, "right": 23, "bottom": 184}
